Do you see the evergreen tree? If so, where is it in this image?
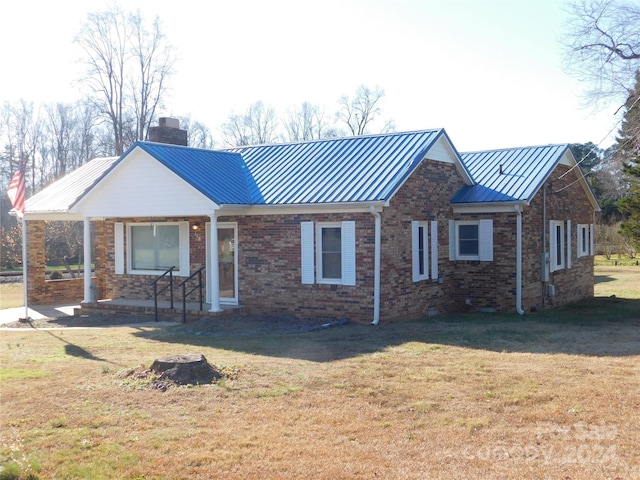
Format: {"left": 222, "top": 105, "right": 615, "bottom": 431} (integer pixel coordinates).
{"left": 617, "top": 71, "right": 640, "bottom": 250}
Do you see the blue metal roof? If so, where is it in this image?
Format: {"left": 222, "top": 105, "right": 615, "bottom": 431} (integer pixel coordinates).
{"left": 227, "top": 129, "right": 448, "bottom": 204}
{"left": 23, "top": 130, "right": 458, "bottom": 215}
{"left": 135, "top": 143, "right": 258, "bottom": 204}
{"left": 453, "top": 144, "right": 570, "bottom": 204}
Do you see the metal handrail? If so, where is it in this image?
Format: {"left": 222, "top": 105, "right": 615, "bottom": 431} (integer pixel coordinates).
{"left": 178, "top": 266, "right": 205, "bottom": 323}
{"left": 151, "top": 266, "right": 175, "bottom": 322}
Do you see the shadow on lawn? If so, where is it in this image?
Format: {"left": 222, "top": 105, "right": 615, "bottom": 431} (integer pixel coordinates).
{"left": 35, "top": 326, "right": 124, "bottom": 365}
{"left": 133, "top": 296, "right": 640, "bottom": 362}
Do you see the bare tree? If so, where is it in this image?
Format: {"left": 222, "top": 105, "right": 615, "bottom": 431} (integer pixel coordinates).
{"left": 75, "top": 5, "right": 175, "bottom": 155}
{"left": 283, "top": 102, "right": 333, "bottom": 141}
{"left": 220, "top": 101, "right": 279, "bottom": 147}
{"left": 75, "top": 5, "right": 129, "bottom": 155}
{"left": 44, "top": 103, "right": 75, "bottom": 178}
{"left": 1, "top": 100, "right": 44, "bottom": 190}
{"left": 75, "top": 100, "right": 100, "bottom": 164}
{"left": 336, "top": 85, "right": 394, "bottom": 136}
{"left": 42, "top": 101, "right": 100, "bottom": 180}
{"left": 130, "top": 11, "right": 176, "bottom": 143}
{"left": 178, "top": 115, "right": 216, "bottom": 149}
{"left": 563, "top": 0, "right": 640, "bottom": 109}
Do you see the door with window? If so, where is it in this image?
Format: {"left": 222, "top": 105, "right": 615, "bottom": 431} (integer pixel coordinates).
{"left": 206, "top": 222, "right": 238, "bottom": 305}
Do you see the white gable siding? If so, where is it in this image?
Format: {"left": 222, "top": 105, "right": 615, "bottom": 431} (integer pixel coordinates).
{"left": 75, "top": 149, "right": 216, "bottom": 217}
{"left": 424, "top": 136, "right": 456, "bottom": 163}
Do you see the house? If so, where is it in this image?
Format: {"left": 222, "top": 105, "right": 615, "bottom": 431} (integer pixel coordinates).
{"left": 22, "top": 123, "right": 599, "bottom": 323}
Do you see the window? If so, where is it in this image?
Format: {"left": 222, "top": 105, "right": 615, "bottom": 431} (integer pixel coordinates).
{"left": 118, "top": 222, "right": 189, "bottom": 276}
{"left": 550, "top": 220, "right": 565, "bottom": 271}
{"left": 319, "top": 225, "right": 342, "bottom": 280}
{"left": 300, "top": 221, "right": 356, "bottom": 286}
{"left": 449, "top": 219, "right": 493, "bottom": 261}
{"left": 458, "top": 223, "right": 479, "bottom": 256}
{"left": 412, "top": 221, "right": 438, "bottom": 282}
{"left": 577, "top": 224, "right": 594, "bottom": 257}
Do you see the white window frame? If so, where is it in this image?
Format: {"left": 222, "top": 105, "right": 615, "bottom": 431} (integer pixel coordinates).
{"left": 316, "top": 222, "right": 343, "bottom": 284}
{"left": 550, "top": 220, "right": 565, "bottom": 272}
{"left": 125, "top": 221, "right": 190, "bottom": 276}
{"left": 412, "top": 221, "right": 430, "bottom": 282}
{"left": 449, "top": 219, "right": 493, "bottom": 261}
{"left": 456, "top": 221, "right": 480, "bottom": 260}
{"left": 301, "top": 221, "right": 356, "bottom": 286}
{"left": 577, "top": 224, "right": 594, "bottom": 257}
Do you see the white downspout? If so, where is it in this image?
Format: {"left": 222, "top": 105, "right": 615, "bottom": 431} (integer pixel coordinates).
{"left": 209, "top": 212, "right": 222, "bottom": 313}
{"left": 370, "top": 206, "right": 381, "bottom": 325}
{"left": 515, "top": 205, "right": 524, "bottom": 315}
{"left": 83, "top": 217, "right": 92, "bottom": 303}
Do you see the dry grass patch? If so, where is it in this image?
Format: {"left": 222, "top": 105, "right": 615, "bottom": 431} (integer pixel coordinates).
{"left": 0, "top": 267, "right": 639, "bottom": 479}
{"left": 0, "top": 282, "right": 23, "bottom": 309}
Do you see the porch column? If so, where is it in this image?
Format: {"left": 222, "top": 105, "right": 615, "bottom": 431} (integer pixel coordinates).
{"left": 83, "top": 217, "right": 92, "bottom": 303}
{"left": 209, "top": 212, "right": 222, "bottom": 312}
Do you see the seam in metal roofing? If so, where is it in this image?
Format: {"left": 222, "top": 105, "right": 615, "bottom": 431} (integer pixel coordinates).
{"left": 226, "top": 129, "right": 448, "bottom": 204}
{"left": 453, "top": 144, "right": 570, "bottom": 204}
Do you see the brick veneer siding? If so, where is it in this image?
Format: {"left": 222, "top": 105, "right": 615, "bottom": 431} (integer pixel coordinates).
{"left": 99, "top": 217, "right": 206, "bottom": 303}
{"left": 83, "top": 161, "right": 595, "bottom": 321}
{"left": 378, "top": 159, "right": 465, "bottom": 320}
{"left": 229, "top": 212, "right": 376, "bottom": 323}
{"left": 26, "top": 220, "right": 84, "bottom": 304}
{"left": 449, "top": 212, "right": 517, "bottom": 312}
{"left": 98, "top": 214, "right": 376, "bottom": 322}
{"left": 450, "top": 163, "right": 596, "bottom": 313}
{"left": 520, "top": 164, "right": 595, "bottom": 311}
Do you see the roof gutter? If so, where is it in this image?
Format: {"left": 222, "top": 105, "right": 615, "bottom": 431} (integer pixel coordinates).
{"left": 217, "top": 201, "right": 387, "bottom": 216}
{"left": 452, "top": 200, "right": 527, "bottom": 214}
{"left": 370, "top": 206, "right": 381, "bottom": 325}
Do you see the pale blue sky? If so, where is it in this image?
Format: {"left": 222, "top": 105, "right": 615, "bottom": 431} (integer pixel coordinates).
{"left": 0, "top": 0, "right": 621, "bottom": 151}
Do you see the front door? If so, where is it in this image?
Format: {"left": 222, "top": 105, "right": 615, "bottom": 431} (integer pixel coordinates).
{"left": 206, "top": 222, "right": 238, "bottom": 305}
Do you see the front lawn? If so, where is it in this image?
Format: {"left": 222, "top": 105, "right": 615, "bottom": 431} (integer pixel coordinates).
{"left": 0, "top": 267, "right": 638, "bottom": 479}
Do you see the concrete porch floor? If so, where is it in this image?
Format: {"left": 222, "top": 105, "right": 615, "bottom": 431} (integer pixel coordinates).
{"left": 79, "top": 298, "right": 244, "bottom": 322}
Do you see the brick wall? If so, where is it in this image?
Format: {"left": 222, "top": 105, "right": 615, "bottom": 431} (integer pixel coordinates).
{"left": 83, "top": 163, "right": 595, "bottom": 321}
{"left": 449, "top": 164, "right": 596, "bottom": 313}
{"left": 26, "top": 220, "right": 84, "bottom": 304}
{"left": 100, "top": 217, "right": 206, "bottom": 303}
{"left": 520, "top": 165, "right": 595, "bottom": 311}
{"left": 449, "top": 212, "right": 517, "bottom": 312}
{"left": 378, "top": 159, "right": 464, "bottom": 320}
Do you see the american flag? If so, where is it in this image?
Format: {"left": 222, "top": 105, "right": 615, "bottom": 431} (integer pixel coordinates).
{"left": 7, "top": 161, "right": 26, "bottom": 218}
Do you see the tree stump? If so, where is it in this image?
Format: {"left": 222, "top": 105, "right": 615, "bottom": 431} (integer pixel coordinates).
{"left": 150, "top": 354, "right": 221, "bottom": 385}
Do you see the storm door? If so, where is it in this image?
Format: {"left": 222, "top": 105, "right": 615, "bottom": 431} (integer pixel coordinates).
{"left": 206, "top": 222, "right": 238, "bottom": 305}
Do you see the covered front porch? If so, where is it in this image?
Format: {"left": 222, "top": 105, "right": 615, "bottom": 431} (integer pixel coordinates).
{"left": 23, "top": 214, "right": 237, "bottom": 323}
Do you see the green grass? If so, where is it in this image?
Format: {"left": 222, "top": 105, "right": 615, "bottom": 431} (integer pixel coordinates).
{"left": 594, "top": 254, "right": 640, "bottom": 266}
{"left": 0, "top": 368, "right": 48, "bottom": 383}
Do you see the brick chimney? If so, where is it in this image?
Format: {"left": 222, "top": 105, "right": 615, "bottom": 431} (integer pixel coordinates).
{"left": 147, "top": 117, "right": 188, "bottom": 146}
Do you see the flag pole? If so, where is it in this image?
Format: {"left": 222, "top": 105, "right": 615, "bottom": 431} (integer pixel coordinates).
{"left": 21, "top": 213, "right": 29, "bottom": 321}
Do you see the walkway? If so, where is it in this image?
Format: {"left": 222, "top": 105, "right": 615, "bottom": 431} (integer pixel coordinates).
{"left": 0, "top": 298, "right": 241, "bottom": 326}
{"left": 0, "top": 304, "right": 78, "bottom": 325}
